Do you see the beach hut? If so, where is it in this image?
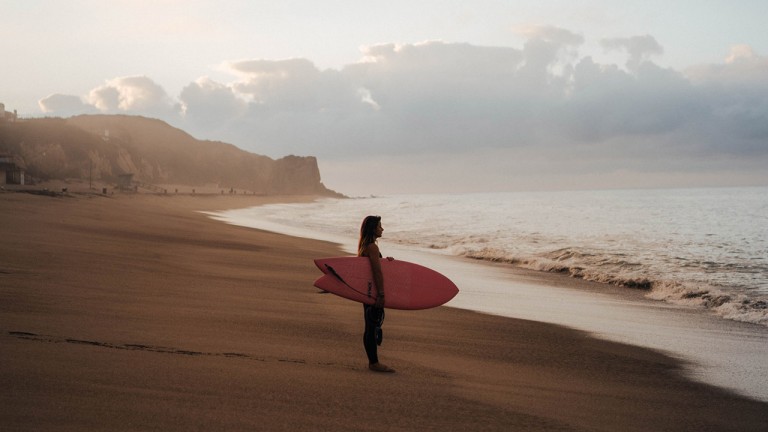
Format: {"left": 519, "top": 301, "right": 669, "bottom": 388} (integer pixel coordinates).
{"left": 117, "top": 173, "right": 135, "bottom": 190}
{"left": 0, "top": 155, "right": 25, "bottom": 185}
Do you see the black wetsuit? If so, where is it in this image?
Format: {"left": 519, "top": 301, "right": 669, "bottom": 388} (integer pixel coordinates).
{"left": 363, "top": 304, "right": 384, "bottom": 364}
{"left": 361, "top": 251, "right": 385, "bottom": 364}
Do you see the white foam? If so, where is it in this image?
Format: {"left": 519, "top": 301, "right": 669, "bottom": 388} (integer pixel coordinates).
{"left": 649, "top": 280, "right": 768, "bottom": 326}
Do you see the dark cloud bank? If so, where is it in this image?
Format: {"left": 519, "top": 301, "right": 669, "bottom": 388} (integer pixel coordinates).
{"left": 39, "top": 27, "right": 768, "bottom": 193}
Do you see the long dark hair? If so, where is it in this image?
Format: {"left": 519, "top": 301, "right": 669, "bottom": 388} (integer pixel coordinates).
{"left": 357, "top": 215, "right": 381, "bottom": 256}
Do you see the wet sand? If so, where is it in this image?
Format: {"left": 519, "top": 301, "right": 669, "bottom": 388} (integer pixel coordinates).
{"left": 1, "top": 191, "right": 766, "bottom": 431}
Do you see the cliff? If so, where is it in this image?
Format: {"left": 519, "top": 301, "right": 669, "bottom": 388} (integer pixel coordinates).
{"left": 0, "top": 115, "right": 341, "bottom": 196}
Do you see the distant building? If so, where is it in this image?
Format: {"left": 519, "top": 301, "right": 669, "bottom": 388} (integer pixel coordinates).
{"left": 1, "top": 106, "right": 25, "bottom": 185}
{"left": 117, "top": 173, "right": 135, "bottom": 190}
{"left": 0, "top": 155, "right": 25, "bottom": 185}
{"left": 0, "top": 102, "right": 18, "bottom": 122}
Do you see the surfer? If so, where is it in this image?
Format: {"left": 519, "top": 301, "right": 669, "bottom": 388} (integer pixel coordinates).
{"left": 358, "top": 215, "right": 396, "bottom": 373}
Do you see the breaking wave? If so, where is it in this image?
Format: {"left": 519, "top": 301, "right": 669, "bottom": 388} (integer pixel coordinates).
{"left": 450, "top": 245, "right": 768, "bottom": 327}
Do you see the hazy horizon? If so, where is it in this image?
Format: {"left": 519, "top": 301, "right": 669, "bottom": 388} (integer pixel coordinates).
{"left": 2, "top": 1, "right": 767, "bottom": 195}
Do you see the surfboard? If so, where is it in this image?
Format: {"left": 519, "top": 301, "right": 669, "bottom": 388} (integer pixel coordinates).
{"left": 313, "top": 257, "right": 459, "bottom": 310}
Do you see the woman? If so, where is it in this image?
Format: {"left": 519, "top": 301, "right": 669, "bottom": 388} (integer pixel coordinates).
{"left": 358, "top": 215, "right": 396, "bottom": 373}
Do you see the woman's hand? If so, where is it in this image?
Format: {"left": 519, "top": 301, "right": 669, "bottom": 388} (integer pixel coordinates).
{"left": 386, "top": 256, "right": 395, "bottom": 261}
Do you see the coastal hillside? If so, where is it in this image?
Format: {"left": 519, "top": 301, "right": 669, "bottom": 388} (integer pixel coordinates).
{"left": 0, "top": 114, "right": 341, "bottom": 196}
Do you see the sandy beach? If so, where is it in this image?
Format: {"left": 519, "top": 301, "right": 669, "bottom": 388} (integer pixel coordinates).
{"left": 2, "top": 191, "right": 767, "bottom": 431}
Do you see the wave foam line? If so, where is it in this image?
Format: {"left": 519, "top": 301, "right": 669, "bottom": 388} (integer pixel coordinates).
{"left": 460, "top": 248, "right": 768, "bottom": 327}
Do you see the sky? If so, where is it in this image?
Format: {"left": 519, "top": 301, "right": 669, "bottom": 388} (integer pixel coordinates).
{"left": 2, "top": 0, "right": 767, "bottom": 195}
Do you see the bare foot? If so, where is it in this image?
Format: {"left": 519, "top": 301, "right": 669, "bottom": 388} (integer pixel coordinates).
{"left": 368, "top": 363, "right": 396, "bottom": 373}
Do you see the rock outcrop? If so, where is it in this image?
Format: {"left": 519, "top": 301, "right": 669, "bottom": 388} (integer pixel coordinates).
{"left": 0, "top": 115, "right": 341, "bottom": 196}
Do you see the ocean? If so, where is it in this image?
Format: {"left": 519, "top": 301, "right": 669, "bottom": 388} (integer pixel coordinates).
{"left": 206, "top": 186, "right": 768, "bottom": 401}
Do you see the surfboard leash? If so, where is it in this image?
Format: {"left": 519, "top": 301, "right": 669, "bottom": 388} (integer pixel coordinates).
{"left": 323, "top": 264, "right": 373, "bottom": 299}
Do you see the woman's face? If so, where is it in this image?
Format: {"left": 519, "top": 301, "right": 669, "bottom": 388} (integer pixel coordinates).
{"left": 375, "top": 222, "right": 383, "bottom": 238}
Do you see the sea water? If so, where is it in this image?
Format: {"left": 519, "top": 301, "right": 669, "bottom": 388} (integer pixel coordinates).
{"left": 206, "top": 186, "right": 768, "bottom": 401}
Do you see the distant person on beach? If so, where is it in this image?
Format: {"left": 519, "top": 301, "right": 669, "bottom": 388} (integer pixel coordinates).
{"left": 358, "top": 215, "right": 396, "bottom": 373}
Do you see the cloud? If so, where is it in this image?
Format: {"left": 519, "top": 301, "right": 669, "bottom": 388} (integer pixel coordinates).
{"left": 39, "top": 75, "right": 179, "bottom": 120}
{"left": 556, "top": 57, "right": 701, "bottom": 142}
{"left": 726, "top": 44, "right": 760, "bottom": 64}
{"left": 686, "top": 45, "right": 768, "bottom": 87}
{"left": 223, "top": 58, "right": 362, "bottom": 112}
{"left": 179, "top": 57, "right": 376, "bottom": 155}
{"left": 340, "top": 41, "right": 532, "bottom": 153}
{"left": 37, "top": 32, "right": 768, "bottom": 193}
{"left": 179, "top": 77, "right": 246, "bottom": 128}
{"left": 682, "top": 46, "right": 768, "bottom": 147}
{"left": 87, "top": 76, "right": 175, "bottom": 116}
{"left": 601, "top": 35, "right": 664, "bottom": 71}
{"left": 515, "top": 24, "right": 585, "bottom": 46}
{"left": 38, "top": 94, "right": 92, "bottom": 116}
{"left": 226, "top": 58, "right": 321, "bottom": 108}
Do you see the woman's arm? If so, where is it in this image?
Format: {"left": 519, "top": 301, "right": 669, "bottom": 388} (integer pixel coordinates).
{"left": 365, "top": 243, "right": 386, "bottom": 307}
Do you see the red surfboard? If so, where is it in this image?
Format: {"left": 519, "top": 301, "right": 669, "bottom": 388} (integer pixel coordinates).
{"left": 313, "top": 257, "right": 459, "bottom": 310}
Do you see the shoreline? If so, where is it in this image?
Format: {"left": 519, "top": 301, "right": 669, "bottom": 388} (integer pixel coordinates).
{"left": 208, "top": 201, "right": 768, "bottom": 402}
{"left": 2, "top": 192, "right": 767, "bottom": 431}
